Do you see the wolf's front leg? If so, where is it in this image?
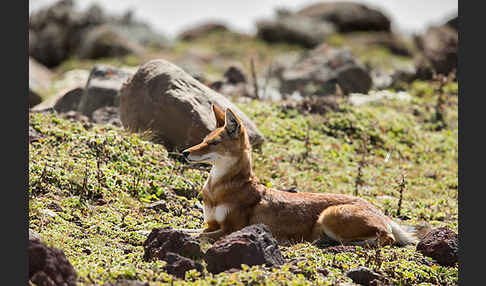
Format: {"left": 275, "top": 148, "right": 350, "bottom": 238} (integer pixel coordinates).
{"left": 198, "top": 221, "right": 225, "bottom": 242}
{"left": 203, "top": 220, "right": 221, "bottom": 232}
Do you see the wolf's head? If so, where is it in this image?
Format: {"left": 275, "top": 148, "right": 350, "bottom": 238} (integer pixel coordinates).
{"left": 182, "top": 104, "right": 251, "bottom": 163}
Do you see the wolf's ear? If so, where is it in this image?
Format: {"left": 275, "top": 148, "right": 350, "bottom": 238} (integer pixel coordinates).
{"left": 225, "top": 108, "right": 241, "bottom": 137}
{"left": 212, "top": 104, "right": 226, "bottom": 128}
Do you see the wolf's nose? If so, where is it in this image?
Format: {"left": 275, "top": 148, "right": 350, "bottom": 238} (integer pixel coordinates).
{"left": 182, "top": 150, "right": 190, "bottom": 158}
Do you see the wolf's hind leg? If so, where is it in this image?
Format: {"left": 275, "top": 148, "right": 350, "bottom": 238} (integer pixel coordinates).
{"left": 312, "top": 204, "right": 395, "bottom": 246}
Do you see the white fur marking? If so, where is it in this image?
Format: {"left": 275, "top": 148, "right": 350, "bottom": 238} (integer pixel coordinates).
{"left": 203, "top": 204, "right": 232, "bottom": 223}
{"left": 187, "top": 152, "right": 220, "bottom": 163}
{"left": 321, "top": 226, "right": 342, "bottom": 242}
{"left": 215, "top": 204, "right": 231, "bottom": 223}
{"left": 210, "top": 156, "right": 238, "bottom": 183}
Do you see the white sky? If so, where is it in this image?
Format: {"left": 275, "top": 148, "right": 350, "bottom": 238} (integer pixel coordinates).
{"left": 29, "top": 0, "right": 458, "bottom": 38}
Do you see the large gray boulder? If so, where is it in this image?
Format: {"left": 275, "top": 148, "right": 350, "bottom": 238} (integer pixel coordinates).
{"left": 119, "top": 59, "right": 265, "bottom": 151}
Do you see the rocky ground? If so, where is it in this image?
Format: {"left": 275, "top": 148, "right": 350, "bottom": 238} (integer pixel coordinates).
{"left": 29, "top": 1, "right": 458, "bottom": 285}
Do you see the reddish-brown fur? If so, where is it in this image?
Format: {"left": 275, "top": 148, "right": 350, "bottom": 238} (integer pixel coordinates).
{"left": 183, "top": 105, "right": 416, "bottom": 246}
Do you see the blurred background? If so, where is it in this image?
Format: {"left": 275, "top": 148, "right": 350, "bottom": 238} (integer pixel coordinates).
{"left": 28, "top": 0, "right": 458, "bottom": 118}
{"left": 29, "top": 0, "right": 457, "bottom": 37}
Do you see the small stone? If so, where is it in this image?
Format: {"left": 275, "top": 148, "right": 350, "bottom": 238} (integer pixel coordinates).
{"left": 416, "top": 227, "right": 458, "bottom": 266}
{"left": 204, "top": 224, "right": 284, "bottom": 274}
{"left": 163, "top": 252, "right": 204, "bottom": 279}
{"left": 143, "top": 228, "right": 203, "bottom": 261}
{"left": 345, "top": 266, "right": 384, "bottom": 286}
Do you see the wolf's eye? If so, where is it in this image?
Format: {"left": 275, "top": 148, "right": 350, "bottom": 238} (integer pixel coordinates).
{"left": 208, "top": 141, "right": 219, "bottom": 146}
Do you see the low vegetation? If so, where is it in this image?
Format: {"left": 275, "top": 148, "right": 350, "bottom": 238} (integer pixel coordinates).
{"left": 29, "top": 71, "right": 457, "bottom": 284}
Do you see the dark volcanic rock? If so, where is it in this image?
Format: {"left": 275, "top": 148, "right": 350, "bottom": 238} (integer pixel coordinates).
{"left": 224, "top": 66, "right": 247, "bottom": 85}
{"left": 345, "top": 266, "right": 385, "bottom": 286}
{"left": 119, "top": 59, "right": 264, "bottom": 151}
{"left": 204, "top": 224, "right": 284, "bottom": 274}
{"left": 211, "top": 65, "right": 253, "bottom": 98}
{"left": 296, "top": 1, "right": 391, "bottom": 33}
{"left": 163, "top": 252, "right": 204, "bottom": 279}
{"left": 143, "top": 228, "right": 203, "bottom": 261}
{"left": 29, "top": 238, "right": 77, "bottom": 286}
{"left": 416, "top": 227, "right": 458, "bottom": 267}
{"left": 78, "top": 65, "right": 132, "bottom": 117}
{"left": 278, "top": 45, "right": 372, "bottom": 96}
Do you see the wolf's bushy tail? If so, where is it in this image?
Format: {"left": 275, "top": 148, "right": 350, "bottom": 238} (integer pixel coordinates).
{"left": 388, "top": 219, "right": 431, "bottom": 246}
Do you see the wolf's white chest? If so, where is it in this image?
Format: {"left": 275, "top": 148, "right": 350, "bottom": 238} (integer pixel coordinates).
{"left": 209, "top": 156, "right": 238, "bottom": 183}
{"left": 204, "top": 204, "right": 231, "bottom": 223}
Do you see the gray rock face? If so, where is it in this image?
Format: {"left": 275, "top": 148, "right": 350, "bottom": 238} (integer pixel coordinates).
{"left": 53, "top": 88, "right": 84, "bottom": 113}
{"left": 178, "top": 22, "right": 229, "bottom": 41}
{"left": 256, "top": 14, "right": 336, "bottom": 48}
{"left": 278, "top": 45, "right": 372, "bottom": 96}
{"left": 29, "top": 0, "right": 168, "bottom": 66}
{"left": 204, "top": 224, "right": 284, "bottom": 274}
{"left": 119, "top": 59, "right": 265, "bottom": 151}
{"left": 78, "top": 65, "right": 132, "bottom": 117}
{"left": 77, "top": 24, "right": 146, "bottom": 59}
{"left": 29, "top": 0, "right": 106, "bottom": 67}
{"left": 296, "top": 2, "right": 391, "bottom": 33}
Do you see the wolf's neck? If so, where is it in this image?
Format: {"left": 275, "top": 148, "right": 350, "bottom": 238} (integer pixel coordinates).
{"left": 208, "top": 151, "right": 253, "bottom": 189}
